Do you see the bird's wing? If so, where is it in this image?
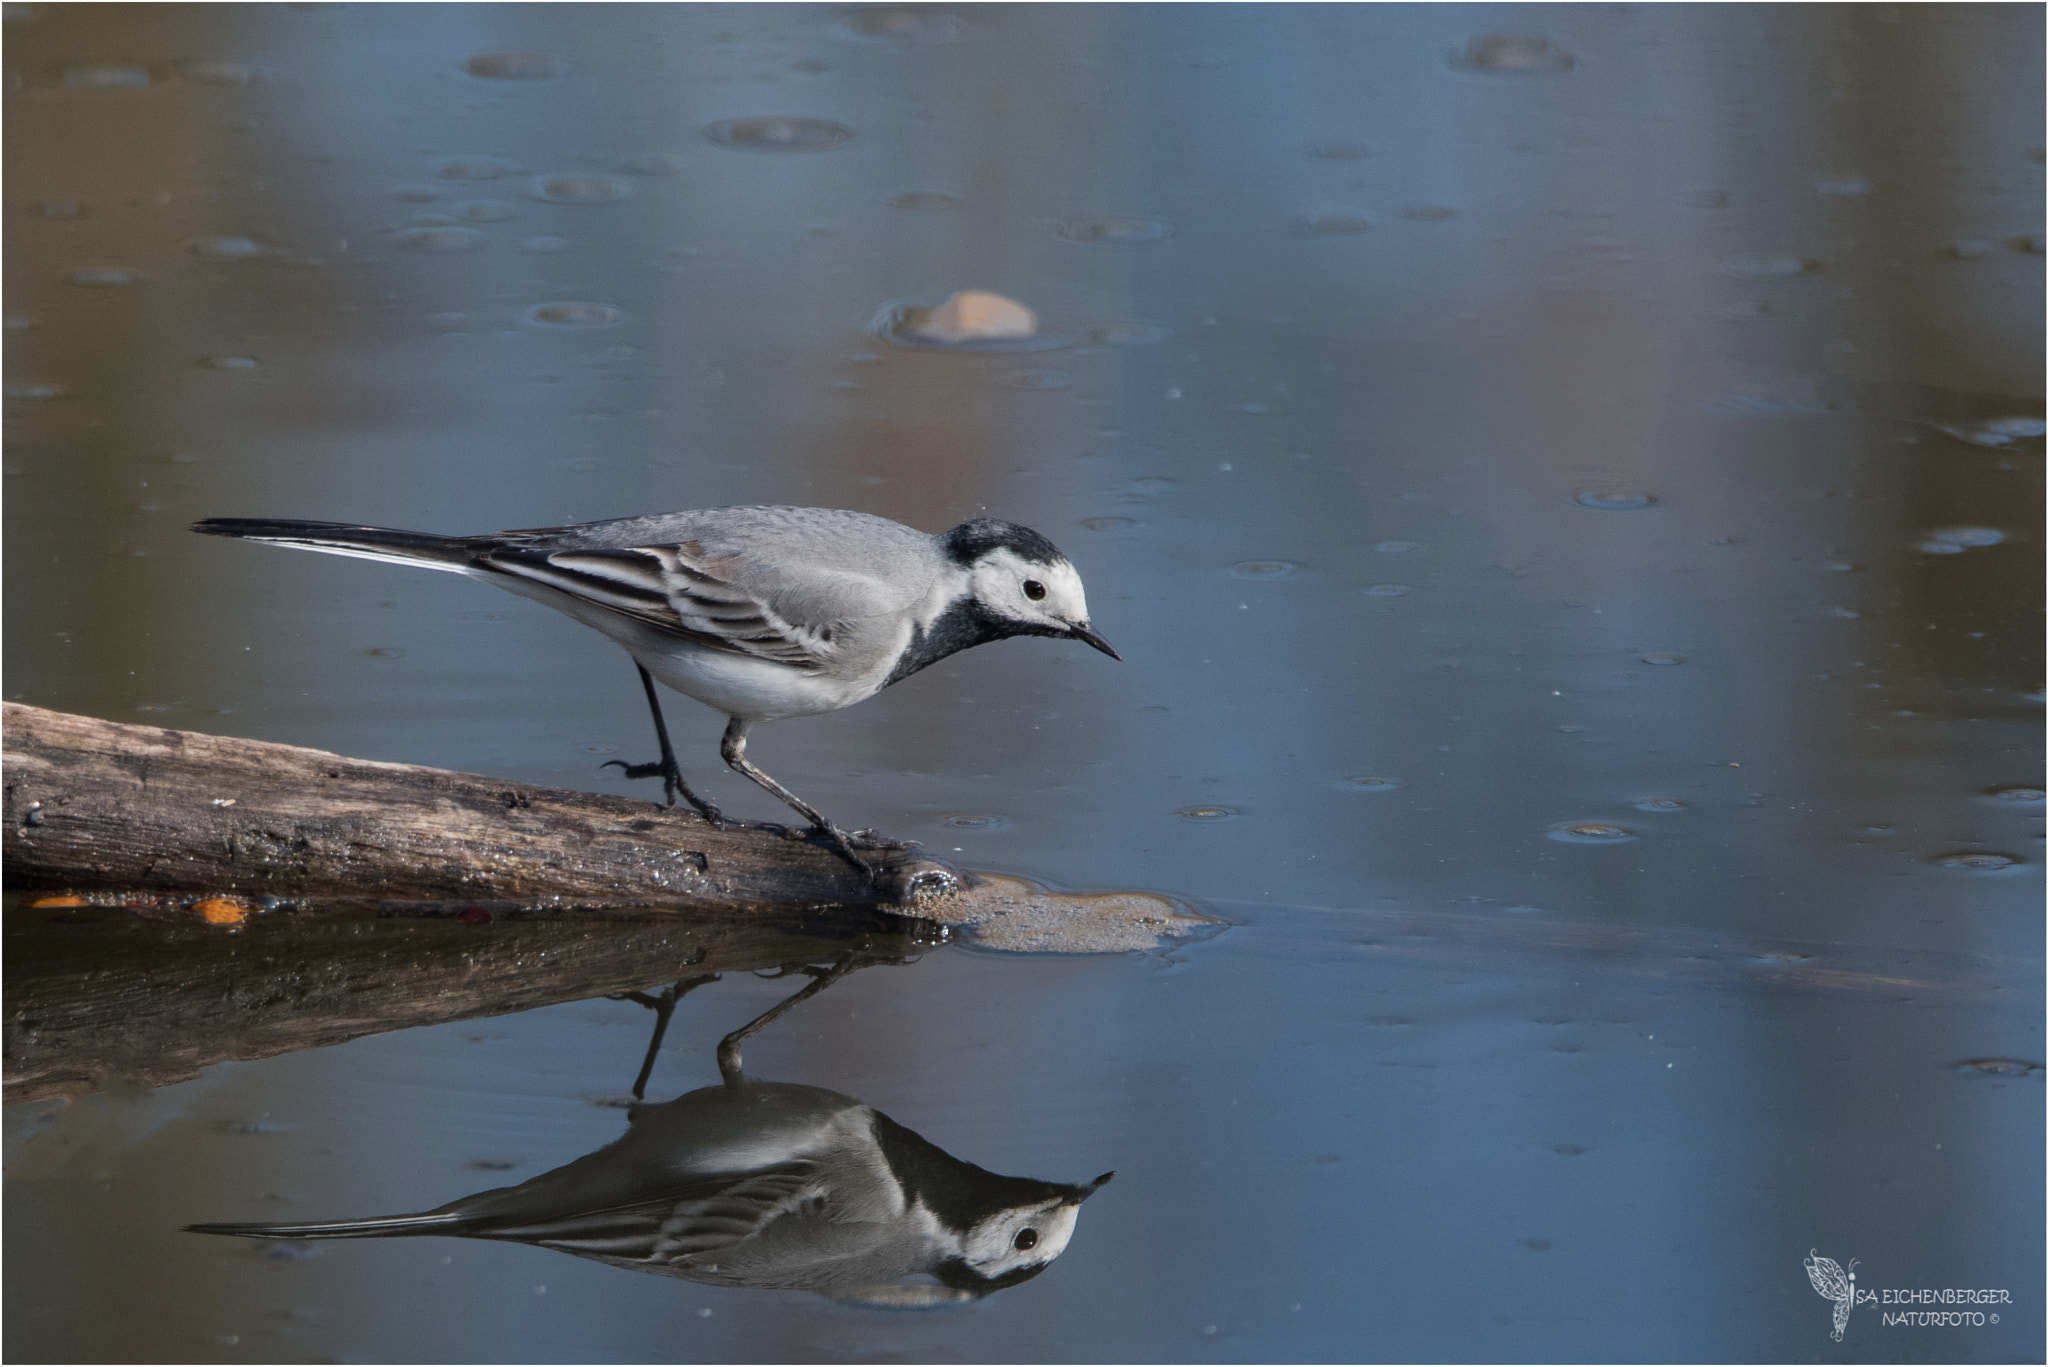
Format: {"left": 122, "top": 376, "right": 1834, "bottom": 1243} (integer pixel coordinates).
{"left": 477, "top": 543, "right": 841, "bottom": 670}
{"left": 486, "top": 1163, "right": 819, "bottom": 1262}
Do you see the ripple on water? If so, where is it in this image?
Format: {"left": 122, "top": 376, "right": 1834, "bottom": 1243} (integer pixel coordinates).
{"left": 521, "top": 301, "right": 622, "bottom": 328}
{"left": 6, "top": 381, "right": 66, "bottom": 399}
{"left": 1640, "top": 653, "right": 1686, "bottom": 666}
{"left": 1930, "top": 851, "right": 2020, "bottom": 872}
{"left": 1080, "top": 320, "right": 1169, "bottom": 346}
{"left": 1057, "top": 216, "right": 1172, "bottom": 244}
{"left": 199, "top": 355, "right": 259, "bottom": 370}
{"left": 1230, "top": 559, "right": 1298, "bottom": 579}
{"left": 1954, "top": 1058, "right": 2043, "bottom": 1078}
{"left": 433, "top": 155, "right": 520, "bottom": 181}
{"left": 1723, "top": 252, "right": 1821, "bottom": 278}
{"left": 1292, "top": 213, "right": 1373, "bottom": 237}
{"left": 940, "top": 814, "right": 1009, "bottom": 831}
{"left": 1937, "top": 416, "right": 2045, "bottom": 448}
{"left": 1634, "top": 798, "right": 1687, "bottom": 813}
{"left": 1363, "top": 584, "right": 1413, "bottom": 598}
{"left": 466, "top": 52, "right": 569, "bottom": 79}
{"left": 706, "top": 117, "right": 853, "bottom": 152}
{"left": 187, "top": 235, "right": 262, "bottom": 259}
{"left": 888, "top": 191, "right": 962, "bottom": 211}
{"left": 526, "top": 173, "right": 633, "bottom": 205}
{"left": 63, "top": 64, "right": 150, "bottom": 90}
{"left": 838, "top": 7, "right": 961, "bottom": 43}
{"left": 1336, "top": 776, "right": 1402, "bottom": 792}
{"left": 65, "top": 266, "right": 137, "bottom": 287}
{"left": 1574, "top": 490, "right": 1657, "bottom": 511}
{"left": 180, "top": 60, "right": 262, "bottom": 85}
{"left": 1175, "top": 806, "right": 1240, "bottom": 822}
{"left": 1452, "top": 34, "right": 1575, "bottom": 72}
{"left": 1002, "top": 369, "right": 1071, "bottom": 390}
{"left": 1079, "top": 516, "right": 1137, "bottom": 531}
{"left": 456, "top": 200, "right": 517, "bottom": 222}
{"left": 621, "top": 152, "right": 687, "bottom": 176}
{"left": 1548, "top": 822, "right": 1637, "bottom": 844}
{"left": 521, "top": 236, "right": 571, "bottom": 253}
{"left": 32, "top": 200, "right": 85, "bottom": 218}
{"left": 1984, "top": 785, "right": 2045, "bottom": 806}
{"left": 1916, "top": 526, "right": 2005, "bottom": 554}
{"left": 1372, "top": 540, "right": 1420, "bottom": 554}
{"left": 397, "top": 226, "right": 486, "bottom": 252}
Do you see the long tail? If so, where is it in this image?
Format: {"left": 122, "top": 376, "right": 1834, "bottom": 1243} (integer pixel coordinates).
{"left": 190, "top": 518, "right": 487, "bottom": 573}
{"left": 185, "top": 1211, "right": 472, "bottom": 1240}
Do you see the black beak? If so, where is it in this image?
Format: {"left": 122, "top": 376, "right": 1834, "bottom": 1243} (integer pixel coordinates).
{"left": 1067, "top": 622, "right": 1121, "bottom": 661}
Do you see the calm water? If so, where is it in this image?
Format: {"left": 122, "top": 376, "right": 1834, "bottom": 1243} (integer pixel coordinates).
{"left": 5, "top": 3, "right": 2043, "bottom": 1362}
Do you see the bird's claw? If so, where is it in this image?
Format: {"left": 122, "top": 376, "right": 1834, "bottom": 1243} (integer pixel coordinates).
{"left": 602, "top": 758, "right": 723, "bottom": 826}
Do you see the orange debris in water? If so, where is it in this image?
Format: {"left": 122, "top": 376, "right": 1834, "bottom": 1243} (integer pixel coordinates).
{"left": 195, "top": 898, "right": 250, "bottom": 925}
{"left": 30, "top": 895, "right": 86, "bottom": 908}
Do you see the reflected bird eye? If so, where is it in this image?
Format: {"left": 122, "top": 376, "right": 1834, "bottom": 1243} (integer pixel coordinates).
{"left": 1014, "top": 1228, "right": 1038, "bottom": 1250}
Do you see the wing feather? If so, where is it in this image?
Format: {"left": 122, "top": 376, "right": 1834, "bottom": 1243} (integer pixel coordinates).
{"left": 485, "top": 1164, "right": 819, "bottom": 1266}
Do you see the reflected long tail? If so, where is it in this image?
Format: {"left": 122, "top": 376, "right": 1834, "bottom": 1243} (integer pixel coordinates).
{"left": 185, "top": 1211, "right": 471, "bottom": 1240}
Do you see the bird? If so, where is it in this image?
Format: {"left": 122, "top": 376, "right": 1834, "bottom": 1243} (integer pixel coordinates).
{"left": 191, "top": 506, "right": 1119, "bottom": 874}
{"left": 186, "top": 1079, "right": 1115, "bottom": 1306}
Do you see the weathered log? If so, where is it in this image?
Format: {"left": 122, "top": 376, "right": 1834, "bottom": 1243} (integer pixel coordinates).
{"left": 1, "top": 703, "right": 957, "bottom": 908}
{"left": 4, "top": 904, "right": 932, "bottom": 1105}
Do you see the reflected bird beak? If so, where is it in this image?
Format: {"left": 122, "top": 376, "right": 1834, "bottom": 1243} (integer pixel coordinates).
{"left": 1066, "top": 622, "right": 1121, "bottom": 660}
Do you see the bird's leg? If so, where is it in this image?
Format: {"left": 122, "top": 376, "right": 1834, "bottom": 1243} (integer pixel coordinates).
{"left": 719, "top": 716, "right": 874, "bottom": 878}
{"left": 716, "top": 952, "right": 863, "bottom": 1090}
{"left": 603, "top": 661, "right": 723, "bottom": 824}
{"left": 609, "top": 970, "right": 720, "bottom": 1100}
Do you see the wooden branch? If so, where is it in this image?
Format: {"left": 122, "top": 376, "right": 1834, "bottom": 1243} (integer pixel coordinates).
{"left": 1, "top": 703, "right": 957, "bottom": 908}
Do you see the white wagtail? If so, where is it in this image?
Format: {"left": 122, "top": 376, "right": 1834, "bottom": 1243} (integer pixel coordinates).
{"left": 186, "top": 1079, "right": 1115, "bottom": 1305}
{"left": 191, "top": 506, "right": 1119, "bottom": 873}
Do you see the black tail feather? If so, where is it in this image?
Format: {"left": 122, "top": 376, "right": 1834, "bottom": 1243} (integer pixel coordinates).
{"left": 190, "top": 518, "right": 480, "bottom": 567}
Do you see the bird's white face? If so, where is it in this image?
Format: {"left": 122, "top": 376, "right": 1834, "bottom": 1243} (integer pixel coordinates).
{"left": 967, "top": 547, "right": 1093, "bottom": 636}
{"left": 958, "top": 1197, "right": 1084, "bottom": 1278}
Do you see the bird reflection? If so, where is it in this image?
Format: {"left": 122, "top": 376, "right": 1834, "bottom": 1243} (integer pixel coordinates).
{"left": 187, "top": 952, "right": 1113, "bottom": 1307}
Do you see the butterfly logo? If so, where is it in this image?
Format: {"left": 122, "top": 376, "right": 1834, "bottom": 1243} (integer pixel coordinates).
{"left": 1804, "top": 1250, "right": 1859, "bottom": 1341}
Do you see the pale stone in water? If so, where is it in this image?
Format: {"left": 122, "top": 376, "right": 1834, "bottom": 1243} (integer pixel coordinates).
{"left": 910, "top": 289, "right": 1037, "bottom": 344}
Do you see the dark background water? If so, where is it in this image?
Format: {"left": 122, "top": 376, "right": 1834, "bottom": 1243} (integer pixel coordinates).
{"left": 5, "top": 3, "right": 2043, "bottom": 1362}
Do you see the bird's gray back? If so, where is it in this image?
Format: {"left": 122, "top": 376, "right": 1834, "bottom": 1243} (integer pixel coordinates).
{"left": 512, "top": 506, "right": 946, "bottom": 627}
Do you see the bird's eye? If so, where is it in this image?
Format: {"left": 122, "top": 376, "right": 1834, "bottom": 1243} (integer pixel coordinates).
{"left": 1022, "top": 580, "right": 1047, "bottom": 601}
{"left": 1013, "top": 1228, "right": 1038, "bottom": 1251}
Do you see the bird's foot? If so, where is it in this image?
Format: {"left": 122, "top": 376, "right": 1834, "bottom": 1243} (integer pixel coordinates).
{"left": 602, "top": 758, "right": 724, "bottom": 826}
{"left": 809, "top": 822, "right": 881, "bottom": 881}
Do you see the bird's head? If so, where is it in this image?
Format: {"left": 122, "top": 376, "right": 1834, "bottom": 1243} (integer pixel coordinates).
{"left": 933, "top": 1170, "right": 1115, "bottom": 1294}
{"left": 942, "top": 519, "right": 1119, "bottom": 659}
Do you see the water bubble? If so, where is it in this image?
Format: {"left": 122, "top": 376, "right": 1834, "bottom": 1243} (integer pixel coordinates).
{"left": 940, "top": 814, "right": 1008, "bottom": 830}
{"left": 456, "top": 199, "right": 516, "bottom": 222}
{"left": 1399, "top": 204, "right": 1458, "bottom": 222}
{"left": 1573, "top": 490, "right": 1656, "bottom": 511}
{"left": 1548, "top": 822, "right": 1637, "bottom": 844}
{"left": 180, "top": 59, "right": 261, "bottom": 85}
{"left": 1723, "top": 252, "right": 1820, "bottom": 278}
{"left": 187, "top": 235, "right": 262, "bottom": 259}
{"left": 199, "top": 355, "right": 260, "bottom": 370}
{"left": 888, "top": 191, "right": 962, "bottom": 211}
{"left": 434, "top": 154, "right": 519, "bottom": 181}
{"left": 1057, "top": 216, "right": 1172, "bottom": 244}
{"left": 1303, "top": 141, "right": 1369, "bottom": 160}
{"left": 1984, "top": 785, "right": 2045, "bottom": 806}
{"left": 838, "top": 7, "right": 961, "bottom": 43}
{"left": 63, "top": 64, "right": 150, "bottom": 90}
{"left": 465, "top": 52, "right": 569, "bottom": 79}
{"left": 397, "top": 226, "right": 485, "bottom": 252}
{"left": 705, "top": 117, "right": 853, "bottom": 152}
{"left": 1080, "top": 320, "right": 1169, "bottom": 346}
{"left": 1363, "top": 584, "right": 1413, "bottom": 597}
{"left": 65, "top": 266, "right": 137, "bottom": 287}
{"left": 1919, "top": 526, "right": 2005, "bottom": 551}
{"left": 1639, "top": 653, "right": 1686, "bottom": 666}
{"left": 521, "top": 236, "right": 571, "bottom": 253}
{"left": 5, "top": 381, "right": 66, "bottom": 400}
{"left": 1175, "top": 805, "right": 1240, "bottom": 821}
{"left": 1452, "top": 34, "right": 1575, "bottom": 73}
{"left": 1336, "top": 776, "right": 1402, "bottom": 792}
{"left": 521, "top": 301, "right": 622, "bottom": 328}
{"left": 1955, "top": 1058, "right": 2042, "bottom": 1078}
{"left": 1292, "top": 213, "right": 1373, "bottom": 237}
{"left": 621, "top": 152, "right": 687, "bottom": 176}
{"left": 1230, "top": 559, "right": 1298, "bottom": 579}
{"left": 526, "top": 173, "right": 633, "bottom": 205}
{"left": 1930, "top": 851, "right": 2018, "bottom": 872}
{"left": 1372, "top": 540, "right": 1420, "bottom": 554}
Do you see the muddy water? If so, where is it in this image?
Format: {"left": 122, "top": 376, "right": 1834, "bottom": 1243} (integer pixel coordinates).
{"left": 5, "top": 4, "right": 2042, "bottom": 1362}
